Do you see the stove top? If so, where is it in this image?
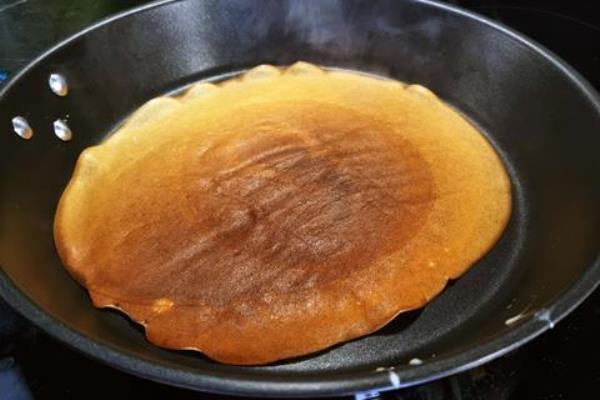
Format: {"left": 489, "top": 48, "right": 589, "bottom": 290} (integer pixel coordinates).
{"left": 1, "top": 1, "right": 599, "bottom": 399}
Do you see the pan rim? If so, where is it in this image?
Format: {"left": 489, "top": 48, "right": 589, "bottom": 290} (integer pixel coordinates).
{"left": 1, "top": 0, "right": 599, "bottom": 397}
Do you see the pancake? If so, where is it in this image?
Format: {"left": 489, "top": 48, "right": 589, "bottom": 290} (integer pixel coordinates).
{"left": 54, "top": 62, "right": 511, "bottom": 365}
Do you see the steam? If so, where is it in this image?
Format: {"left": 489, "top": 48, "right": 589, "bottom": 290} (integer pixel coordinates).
{"left": 283, "top": 0, "right": 367, "bottom": 55}
{"left": 280, "top": 0, "right": 444, "bottom": 78}
{"left": 220, "top": 0, "right": 447, "bottom": 79}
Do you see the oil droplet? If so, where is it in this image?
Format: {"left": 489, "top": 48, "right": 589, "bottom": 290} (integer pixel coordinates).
{"left": 409, "top": 358, "right": 423, "bottom": 366}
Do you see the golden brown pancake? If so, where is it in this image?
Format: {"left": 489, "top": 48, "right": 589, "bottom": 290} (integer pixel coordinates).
{"left": 54, "top": 62, "right": 511, "bottom": 365}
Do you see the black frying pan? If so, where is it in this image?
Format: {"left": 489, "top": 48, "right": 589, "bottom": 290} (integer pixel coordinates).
{"left": 1, "top": 0, "right": 599, "bottom": 397}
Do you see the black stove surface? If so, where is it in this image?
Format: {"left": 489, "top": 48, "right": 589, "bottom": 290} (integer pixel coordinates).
{"left": 1, "top": 1, "right": 599, "bottom": 399}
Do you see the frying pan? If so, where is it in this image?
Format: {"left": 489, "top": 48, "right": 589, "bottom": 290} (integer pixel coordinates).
{"left": 1, "top": 0, "right": 599, "bottom": 397}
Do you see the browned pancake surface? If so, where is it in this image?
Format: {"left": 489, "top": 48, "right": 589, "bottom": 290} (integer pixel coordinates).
{"left": 54, "top": 62, "right": 511, "bottom": 364}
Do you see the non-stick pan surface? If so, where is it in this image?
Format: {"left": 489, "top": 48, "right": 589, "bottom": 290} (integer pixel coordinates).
{"left": 0, "top": 0, "right": 599, "bottom": 397}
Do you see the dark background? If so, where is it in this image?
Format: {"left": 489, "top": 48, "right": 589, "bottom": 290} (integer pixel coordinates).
{"left": 1, "top": 1, "right": 599, "bottom": 399}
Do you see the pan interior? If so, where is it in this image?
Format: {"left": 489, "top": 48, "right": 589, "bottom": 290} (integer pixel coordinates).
{"left": 0, "top": 66, "right": 545, "bottom": 374}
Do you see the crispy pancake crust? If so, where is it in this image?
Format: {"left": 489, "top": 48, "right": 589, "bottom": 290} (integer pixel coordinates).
{"left": 54, "top": 62, "right": 511, "bottom": 364}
